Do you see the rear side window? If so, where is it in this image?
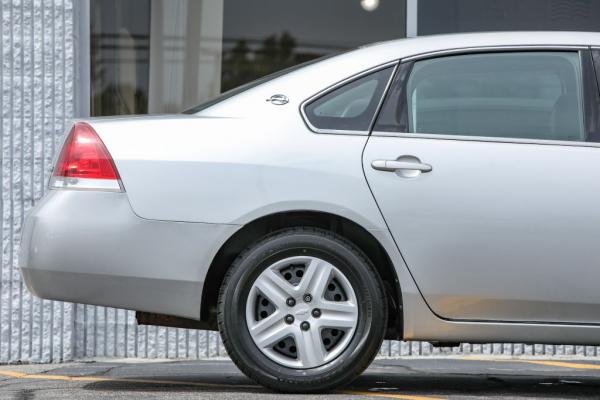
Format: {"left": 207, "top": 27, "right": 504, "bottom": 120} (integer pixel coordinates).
{"left": 377, "top": 52, "right": 586, "bottom": 142}
{"left": 303, "top": 66, "right": 394, "bottom": 132}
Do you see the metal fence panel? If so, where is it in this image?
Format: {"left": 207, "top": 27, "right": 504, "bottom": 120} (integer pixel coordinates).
{"left": 1, "top": 0, "right": 75, "bottom": 363}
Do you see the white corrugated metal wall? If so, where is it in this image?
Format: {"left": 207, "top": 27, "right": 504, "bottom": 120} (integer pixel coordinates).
{"left": 0, "top": 0, "right": 75, "bottom": 363}
{"left": 1, "top": 0, "right": 599, "bottom": 364}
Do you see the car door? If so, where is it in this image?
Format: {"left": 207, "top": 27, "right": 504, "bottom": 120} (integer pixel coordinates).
{"left": 363, "top": 48, "right": 600, "bottom": 324}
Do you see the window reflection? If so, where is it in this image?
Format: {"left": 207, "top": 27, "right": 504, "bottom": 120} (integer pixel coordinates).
{"left": 91, "top": 0, "right": 150, "bottom": 116}
{"left": 90, "top": 0, "right": 406, "bottom": 116}
{"left": 221, "top": 0, "right": 405, "bottom": 91}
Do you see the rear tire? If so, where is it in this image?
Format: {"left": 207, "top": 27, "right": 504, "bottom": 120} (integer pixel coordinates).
{"left": 217, "top": 227, "right": 387, "bottom": 393}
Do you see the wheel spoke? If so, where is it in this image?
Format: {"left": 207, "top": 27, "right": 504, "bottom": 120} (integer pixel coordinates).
{"left": 255, "top": 269, "right": 294, "bottom": 308}
{"left": 249, "top": 312, "right": 291, "bottom": 349}
{"left": 295, "top": 328, "right": 327, "bottom": 368}
{"left": 317, "top": 300, "right": 358, "bottom": 329}
{"left": 298, "top": 258, "right": 333, "bottom": 300}
{"left": 246, "top": 255, "right": 359, "bottom": 369}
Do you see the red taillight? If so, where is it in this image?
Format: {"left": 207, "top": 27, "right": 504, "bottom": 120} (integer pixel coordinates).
{"left": 51, "top": 122, "right": 122, "bottom": 191}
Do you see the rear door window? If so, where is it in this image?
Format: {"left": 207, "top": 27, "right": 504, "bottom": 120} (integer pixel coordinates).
{"left": 376, "top": 52, "right": 587, "bottom": 142}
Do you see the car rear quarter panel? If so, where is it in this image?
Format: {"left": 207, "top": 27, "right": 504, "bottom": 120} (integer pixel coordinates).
{"left": 83, "top": 45, "right": 434, "bottom": 332}
{"left": 92, "top": 113, "right": 388, "bottom": 232}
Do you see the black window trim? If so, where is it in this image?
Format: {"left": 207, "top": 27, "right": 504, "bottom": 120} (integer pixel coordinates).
{"left": 587, "top": 48, "right": 600, "bottom": 141}
{"left": 371, "top": 60, "right": 414, "bottom": 134}
{"left": 300, "top": 60, "right": 399, "bottom": 136}
{"left": 372, "top": 45, "right": 600, "bottom": 149}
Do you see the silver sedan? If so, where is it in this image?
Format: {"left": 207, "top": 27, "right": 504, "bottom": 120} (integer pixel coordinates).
{"left": 19, "top": 31, "right": 600, "bottom": 392}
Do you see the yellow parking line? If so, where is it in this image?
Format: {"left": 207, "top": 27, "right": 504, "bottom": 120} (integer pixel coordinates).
{"left": 339, "top": 390, "right": 444, "bottom": 400}
{"left": 0, "top": 370, "right": 444, "bottom": 399}
{"left": 516, "top": 360, "right": 600, "bottom": 370}
{"left": 461, "top": 356, "right": 600, "bottom": 370}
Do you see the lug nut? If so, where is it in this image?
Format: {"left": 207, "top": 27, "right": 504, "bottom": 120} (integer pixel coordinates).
{"left": 286, "top": 297, "right": 296, "bottom": 307}
{"left": 311, "top": 308, "right": 321, "bottom": 318}
{"left": 284, "top": 315, "right": 294, "bottom": 324}
{"left": 300, "top": 321, "right": 310, "bottom": 331}
{"left": 303, "top": 294, "right": 312, "bottom": 303}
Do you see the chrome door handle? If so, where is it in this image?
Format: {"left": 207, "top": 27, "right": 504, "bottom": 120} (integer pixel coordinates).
{"left": 371, "top": 159, "right": 433, "bottom": 173}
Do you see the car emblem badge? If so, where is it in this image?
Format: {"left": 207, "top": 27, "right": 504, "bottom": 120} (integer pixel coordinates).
{"left": 267, "top": 94, "right": 289, "bottom": 105}
{"left": 294, "top": 304, "right": 310, "bottom": 320}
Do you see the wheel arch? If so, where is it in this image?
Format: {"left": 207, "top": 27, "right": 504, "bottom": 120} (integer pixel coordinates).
{"left": 200, "top": 210, "right": 403, "bottom": 339}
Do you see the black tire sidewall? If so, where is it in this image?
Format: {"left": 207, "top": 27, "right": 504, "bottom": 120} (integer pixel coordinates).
{"left": 219, "top": 229, "right": 387, "bottom": 391}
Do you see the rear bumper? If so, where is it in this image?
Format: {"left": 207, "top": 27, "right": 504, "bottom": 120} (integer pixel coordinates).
{"left": 19, "top": 190, "right": 240, "bottom": 319}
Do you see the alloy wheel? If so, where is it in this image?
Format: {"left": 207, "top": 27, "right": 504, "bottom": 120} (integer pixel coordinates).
{"left": 245, "top": 256, "right": 359, "bottom": 369}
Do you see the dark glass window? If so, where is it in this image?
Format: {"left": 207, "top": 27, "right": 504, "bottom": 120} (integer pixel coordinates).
{"left": 91, "top": 0, "right": 406, "bottom": 116}
{"left": 304, "top": 66, "right": 394, "bottom": 132}
{"left": 91, "top": 0, "right": 150, "bottom": 116}
{"left": 376, "top": 52, "right": 586, "bottom": 142}
{"left": 221, "top": 0, "right": 405, "bottom": 92}
{"left": 419, "top": 0, "right": 600, "bottom": 36}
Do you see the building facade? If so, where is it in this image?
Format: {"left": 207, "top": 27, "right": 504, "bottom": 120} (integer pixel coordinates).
{"left": 2, "top": 0, "right": 600, "bottom": 363}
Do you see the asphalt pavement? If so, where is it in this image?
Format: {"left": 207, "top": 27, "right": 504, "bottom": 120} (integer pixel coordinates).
{"left": 2, "top": 356, "right": 600, "bottom": 399}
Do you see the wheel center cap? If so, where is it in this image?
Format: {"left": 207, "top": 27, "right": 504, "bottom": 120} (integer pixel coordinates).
{"left": 294, "top": 304, "right": 311, "bottom": 321}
